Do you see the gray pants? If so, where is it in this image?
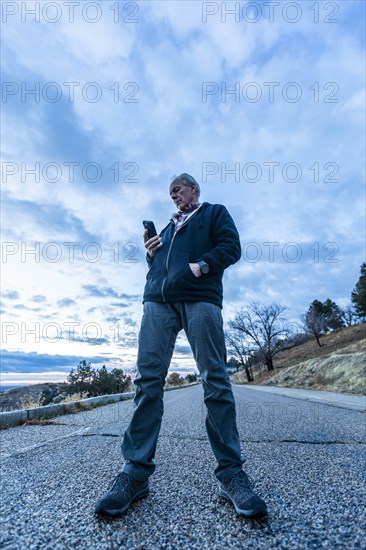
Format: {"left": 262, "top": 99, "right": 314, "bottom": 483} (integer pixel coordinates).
{"left": 121, "top": 301, "right": 244, "bottom": 482}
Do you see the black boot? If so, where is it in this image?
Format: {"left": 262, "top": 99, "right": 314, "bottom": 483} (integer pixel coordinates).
{"left": 95, "top": 472, "right": 149, "bottom": 518}
{"left": 219, "top": 471, "right": 267, "bottom": 518}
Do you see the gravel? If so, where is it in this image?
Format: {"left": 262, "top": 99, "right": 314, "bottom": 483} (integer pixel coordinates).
{"left": 1, "top": 385, "right": 365, "bottom": 549}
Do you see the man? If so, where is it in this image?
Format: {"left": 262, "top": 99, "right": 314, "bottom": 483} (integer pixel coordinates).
{"left": 95, "top": 173, "right": 267, "bottom": 519}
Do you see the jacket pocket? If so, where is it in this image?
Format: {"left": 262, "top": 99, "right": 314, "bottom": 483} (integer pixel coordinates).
{"left": 166, "top": 251, "right": 198, "bottom": 292}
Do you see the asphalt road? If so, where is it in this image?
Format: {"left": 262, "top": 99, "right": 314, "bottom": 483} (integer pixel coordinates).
{"left": 1, "top": 384, "right": 365, "bottom": 549}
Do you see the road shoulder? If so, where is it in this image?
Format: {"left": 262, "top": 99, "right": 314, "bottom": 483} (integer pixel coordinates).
{"left": 233, "top": 384, "right": 366, "bottom": 412}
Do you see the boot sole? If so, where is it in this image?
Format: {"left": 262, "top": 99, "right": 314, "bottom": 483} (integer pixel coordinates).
{"left": 219, "top": 487, "right": 267, "bottom": 518}
{"left": 95, "top": 487, "right": 149, "bottom": 518}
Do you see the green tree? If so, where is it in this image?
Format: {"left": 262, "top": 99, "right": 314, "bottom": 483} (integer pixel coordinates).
{"left": 351, "top": 262, "right": 366, "bottom": 319}
{"left": 67, "top": 361, "right": 131, "bottom": 396}
{"left": 110, "top": 368, "right": 131, "bottom": 394}
{"left": 67, "top": 360, "right": 96, "bottom": 396}
{"left": 303, "top": 299, "right": 345, "bottom": 347}
{"left": 93, "top": 365, "right": 115, "bottom": 395}
{"left": 185, "top": 373, "right": 198, "bottom": 384}
{"left": 166, "top": 372, "right": 183, "bottom": 386}
{"left": 322, "top": 299, "right": 345, "bottom": 330}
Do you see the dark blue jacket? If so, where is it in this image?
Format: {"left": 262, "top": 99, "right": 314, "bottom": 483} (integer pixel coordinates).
{"left": 143, "top": 202, "right": 241, "bottom": 308}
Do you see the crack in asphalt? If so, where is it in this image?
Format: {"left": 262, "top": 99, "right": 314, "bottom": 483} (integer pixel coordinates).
{"left": 160, "top": 435, "right": 366, "bottom": 445}
{"left": 1, "top": 428, "right": 364, "bottom": 459}
{"left": 82, "top": 433, "right": 366, "bottom": 445}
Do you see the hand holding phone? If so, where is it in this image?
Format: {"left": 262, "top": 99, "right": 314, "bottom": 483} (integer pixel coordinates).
{"left": 143, "top": 220, "right": 162, "bottom": 258}
{"left": 143, "top": 220, "right": 157, "bottom": 239}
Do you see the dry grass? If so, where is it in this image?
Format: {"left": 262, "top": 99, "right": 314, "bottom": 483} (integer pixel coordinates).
{"left": 58, "top": 392, "right": 89, "bottom": 403}
{"left": 232, "top": 323, "right": 366, "bottom": 395}
{"left": 19, "top": 394, "right": 43, "bottom": 410}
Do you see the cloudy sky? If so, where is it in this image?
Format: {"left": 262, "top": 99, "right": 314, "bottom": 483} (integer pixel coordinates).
{"left": 1, "top": 0, "right": 365, "bottom": 387}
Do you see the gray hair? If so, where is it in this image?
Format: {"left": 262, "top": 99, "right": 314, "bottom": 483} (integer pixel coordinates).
{"left": 170, "top": 173, "right": 201, "bottom": 198}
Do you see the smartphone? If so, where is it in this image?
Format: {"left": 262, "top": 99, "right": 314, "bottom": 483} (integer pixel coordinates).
{"left": 143, "top": 220, "right": 158, "bottom": 239}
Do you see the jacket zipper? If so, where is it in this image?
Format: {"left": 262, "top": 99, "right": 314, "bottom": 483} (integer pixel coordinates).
{"left": 161, "top": 208, "right": 202, "bottom": 301}
{"left": 161, "top": 231, "right": 177, "bottom": 301}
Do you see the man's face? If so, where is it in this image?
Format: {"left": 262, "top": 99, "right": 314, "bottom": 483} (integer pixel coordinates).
{"left": 169, "top": 180, "right": 197, "bottom": 211}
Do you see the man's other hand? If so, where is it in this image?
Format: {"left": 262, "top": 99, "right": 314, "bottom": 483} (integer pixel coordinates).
{"left": 144, "top": 230, "right": 162, "bottom": 258}
{"left": 189, "top": 263, "right": 202, "bottom": 278}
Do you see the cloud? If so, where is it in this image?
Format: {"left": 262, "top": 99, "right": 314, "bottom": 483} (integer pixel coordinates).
{"left": 174, "top": 345, "right": 193, "bottom": 355}
{"left": 71, "top": 337, "right": 110, "bottom": 346}
{"left": 2, "top": 195, "right": 100, "bottom": 242}
{"left": 57, "top": 298, "right": 76, "bottom": 307}
{"left": 14, "top": 304, "right": 41, "bottom": 312}
{"left": 82, "top": 285, "right": 139, "bottom": 301}
{"left": 2, "top": 290, "right": 20, "bottom": 300}
{"left": 0, "top": 349, "right": 108, "bottom": 373}
{"left": 32, "top": 295, "right": 47, "bottom": 303}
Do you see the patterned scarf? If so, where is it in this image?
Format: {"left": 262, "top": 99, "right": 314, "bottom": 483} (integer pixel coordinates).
{"left": 174, "top": 202, "right": 200, "bottom": 233}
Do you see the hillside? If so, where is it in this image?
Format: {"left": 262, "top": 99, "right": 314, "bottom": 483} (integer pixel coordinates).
{"left": 232, "top": 323, "right": 366, "bottom": 395}
{"left": 0, "top": 382, "right": 69, "bottom": 412}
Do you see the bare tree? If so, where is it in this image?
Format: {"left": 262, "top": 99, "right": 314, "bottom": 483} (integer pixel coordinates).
{"left": 301, "top": 306, "right": 324, "bottom": 348}
{"left": 225, "top": 329, "right": 254, "bottom": 382}
{"left": 343, "top": 304, "right": 358, "bottom": 327}
{"left": 228, "top": 303, "right": 292, "bottom": 372}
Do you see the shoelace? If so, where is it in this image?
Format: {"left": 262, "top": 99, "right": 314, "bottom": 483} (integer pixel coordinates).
{"left": 227, "top": 471, "right": 255, "bottom": 495}
{"left": 110, "top": 473, "right": 135, "bottom": 495}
